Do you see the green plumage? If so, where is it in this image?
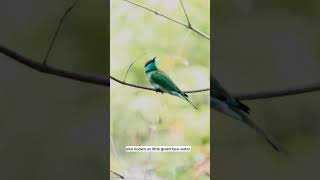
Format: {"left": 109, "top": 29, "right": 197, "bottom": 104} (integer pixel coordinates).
{"left": 144, "top": 57, "right": 197, "bottom": 109}
{"left": 148, "top": 70, "right": 183, "bottom": 94}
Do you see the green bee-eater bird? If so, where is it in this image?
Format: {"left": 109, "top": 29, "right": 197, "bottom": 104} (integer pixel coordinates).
{"left": 144, "top": 57, "right": 198, "bottom": 109}
{"left": 211, "top": 76, "right": 284, "bottom": 152}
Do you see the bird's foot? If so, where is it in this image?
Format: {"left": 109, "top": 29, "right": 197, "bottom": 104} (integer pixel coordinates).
{"left": 155, "top": 89, "right": 163, "bottom": 94}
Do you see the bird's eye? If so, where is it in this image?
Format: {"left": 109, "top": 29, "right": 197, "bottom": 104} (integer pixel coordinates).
{"left": 144, "top": 60, "right": 151, "bottom": 67}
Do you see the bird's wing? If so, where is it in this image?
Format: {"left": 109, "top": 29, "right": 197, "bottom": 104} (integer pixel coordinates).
{"left": 150, "top": 70, "right": 183, "bottom": 94}
{"left": 211, "top": 76, "right": 250, "bottom": 113}
{"left": 211, "top": 76, "right": 283, "bottom": 152}
{"left": 212, "top": 97, "right": 284, "bottom": 152}
{"left": 211, "top": 76, "right": 230, "bottom": 100}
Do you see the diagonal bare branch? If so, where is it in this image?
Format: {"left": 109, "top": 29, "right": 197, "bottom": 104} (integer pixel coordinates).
{"left": 109, "top": 170, "right": 153, "bottom": 180}
{"left": 179, "top": 0, "right": 191, "bottom": 27}
{"left": 0, "top": 44, "right": 109, "bottom": 86}
{"left": 122, "top": 0, "right": 210, "bottom": 40}
{"left": 110, "top": 170, "right": 125, "bottom": 179}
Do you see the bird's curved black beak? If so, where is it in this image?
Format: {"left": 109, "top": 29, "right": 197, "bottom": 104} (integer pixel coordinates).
{"left": 145, "top": 57, "right": 156, "bottom": 67}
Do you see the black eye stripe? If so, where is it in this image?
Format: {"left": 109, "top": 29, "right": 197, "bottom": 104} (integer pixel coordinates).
{"left": 144, "top": 60, "right": 153, "bottom": 67}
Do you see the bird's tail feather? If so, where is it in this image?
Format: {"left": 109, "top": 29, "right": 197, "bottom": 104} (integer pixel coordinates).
{"left": 172, "top": 91, "right": 198, "bottom": 110}
{"left": 184, "top": 97, "right": 198, "bottom": 110}
{"left": 241, "top": 116, "right": 286, "bottom": 153}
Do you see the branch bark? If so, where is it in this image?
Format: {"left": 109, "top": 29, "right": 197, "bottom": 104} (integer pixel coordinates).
{"left": 122, "top": 0, "right": 210, "bottom": 40}
{"left": 110, "top": 76, "right": 209, "bottom": 93}
{"left": 0, "top": 44, "right": 209, "bottom": 93}
{"left": 234, "top": 83, "right": 320, "bottom": 100}
{"left": 1, "top": 1, "right": 319, "bottom": 100}
{"left": 2, "top": 45, "right": 320, "bottom": 100}
{"left": 0, "top": 44, "right": 109, "bottom": 86}
{"left": 110, "top": 170, "right": 124, "bottom": 179}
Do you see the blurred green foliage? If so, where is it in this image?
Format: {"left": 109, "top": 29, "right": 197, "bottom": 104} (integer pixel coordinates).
{"left": 110, "top": 0, "right": 210, "bottom": 179}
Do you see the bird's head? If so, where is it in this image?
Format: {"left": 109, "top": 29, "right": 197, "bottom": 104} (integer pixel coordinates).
{"left": 144, "top": 57, "right": 158, "bottom": 73}
{"left": 144, "top": 57, "right": 156, "bottom": 68}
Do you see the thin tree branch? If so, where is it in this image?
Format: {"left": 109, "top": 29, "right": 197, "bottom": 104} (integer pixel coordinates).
{"left": 1, "top": 1, "right": 319, "bottom": 99}
{"left": 0, "top": 44, "right": 109, "bottom": 86}
{"left": 109, "top": 170, "right": 151, "bottom": 180}
{"left": 110, "top": 76, "right": 210, "bottom": 93}
{"left": 2, "top": 44, "right": 320, "bottom": 99}
{"left": 233, "top": 82, "right": 320, "bottom": 100}
{"left": 110, "top": 170, "right": 125, "bottom": 179}
{"left": 179, "top": 0, "right": 191, "bottom": 27}
{"left": 122, "top": 0, "right": 210, "bottom": 40}
{"left": 0, "top": 44, "right": 209, "bottom": 92}
{"left": 110, "top": 135, "right": 126, "bottom": 178}
{"left": 122, "top": 61, "right": 135, "bottom": 82}
{"left": 43, "top": 0, "right": 80, "bottom": 65}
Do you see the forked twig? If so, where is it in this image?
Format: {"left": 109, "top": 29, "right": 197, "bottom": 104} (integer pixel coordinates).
{"left": 179, "top": 0, "right": 191, "bottom": 27}
{"left": 122, "top": 0, "right": 210, "bottom": 40}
